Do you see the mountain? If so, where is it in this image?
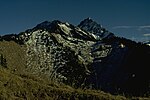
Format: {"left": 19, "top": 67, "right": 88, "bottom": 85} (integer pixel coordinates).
{"left": 0, "top": 18, "right": 150, "bottom": 98}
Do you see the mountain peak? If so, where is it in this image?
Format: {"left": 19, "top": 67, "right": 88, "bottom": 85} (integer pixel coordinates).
{"left": 35, "top": 20, "right": 61, "bottom": 29}
{"left": 78, "top": 18, "right": 102, "bottom": 34}
{"left": 82, "top": 17, "right": 94, "bottom": 23}
{"left": 0, "top": 18, "right": 150, "bottom": 97}
{"left": 78, "top": 18, "right": 114, "bottom": 39}
{"left": 78, "top": 17, "right": 95, "bottom": 26}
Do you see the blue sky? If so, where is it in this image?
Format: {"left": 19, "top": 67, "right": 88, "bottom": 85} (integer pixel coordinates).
{"left": 0, "top": 0, "right": 150, "bottom": 41}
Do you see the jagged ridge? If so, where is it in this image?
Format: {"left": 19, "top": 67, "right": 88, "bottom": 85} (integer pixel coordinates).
{"left": 0, "top": 18, "right": 150, "bottom": 97}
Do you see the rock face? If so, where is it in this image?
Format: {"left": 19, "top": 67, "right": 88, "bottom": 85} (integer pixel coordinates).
{"left": 0, "top": 18, "right": 150, "bottom": 96}
{"left": 18, "top": 20, "right": 96, "bottom": 87}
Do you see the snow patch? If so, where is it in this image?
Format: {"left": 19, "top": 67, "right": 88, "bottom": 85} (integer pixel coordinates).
{"left": 58, "top": 23, "right": 72, "bottom": 35}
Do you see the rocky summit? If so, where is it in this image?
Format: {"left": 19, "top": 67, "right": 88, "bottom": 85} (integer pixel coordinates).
{"left": 0, "top": 18, "right": 150, "bottom": 97}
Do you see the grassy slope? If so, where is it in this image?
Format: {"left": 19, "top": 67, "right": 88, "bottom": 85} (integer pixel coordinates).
{"left": 0, "top": 68, "right": 128, "bottom": 100}
{"left": 0, "top": 41, "right": 149, "bottom": 100}
{"left": 0, "top": 41, "right": 26, "bottom": 72}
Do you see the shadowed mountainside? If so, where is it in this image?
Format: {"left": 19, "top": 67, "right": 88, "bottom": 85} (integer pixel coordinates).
{"left": 0, "top": 18, "right": 150, "bottom": 99}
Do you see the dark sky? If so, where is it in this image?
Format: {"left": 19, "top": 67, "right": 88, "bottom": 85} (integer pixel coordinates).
{"left": 0, "top": 0, "right": 150, "bottom": 41}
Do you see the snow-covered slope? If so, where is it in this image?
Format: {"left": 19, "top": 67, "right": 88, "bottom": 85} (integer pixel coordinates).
{"left": 1, "top": 18, "right": 150, "bottom": 96}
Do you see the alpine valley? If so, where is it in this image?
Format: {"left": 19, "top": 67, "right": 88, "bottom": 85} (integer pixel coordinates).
{"left": 0, "top": 18, "right": 150, "bottom": 99}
